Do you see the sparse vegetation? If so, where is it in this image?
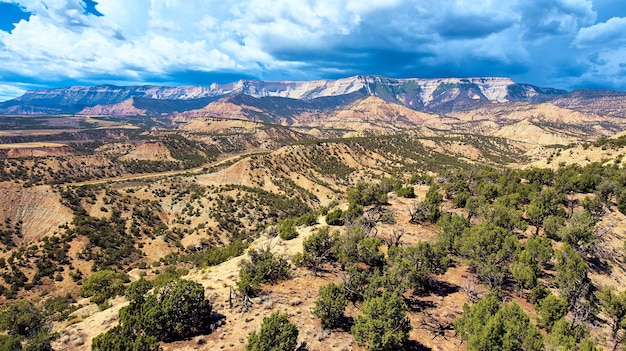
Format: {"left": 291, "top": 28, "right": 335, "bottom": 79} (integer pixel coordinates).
{"left": 1, "top": 107, "right": 625, "bottom": 351}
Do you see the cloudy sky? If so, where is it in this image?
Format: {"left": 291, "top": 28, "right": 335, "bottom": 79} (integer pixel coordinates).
{"left": 1, "top": 0, "right": 626, "bottom": 101}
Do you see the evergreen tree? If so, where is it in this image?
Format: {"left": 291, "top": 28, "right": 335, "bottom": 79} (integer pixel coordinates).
{"left": 312, "top": 283, "right": 347, "bottom": 329}
{"left": 246, "top": 312, "right": 300, "bottom": 351}
{"left": 351, "top": 291, "right": 411, "bottom": 351}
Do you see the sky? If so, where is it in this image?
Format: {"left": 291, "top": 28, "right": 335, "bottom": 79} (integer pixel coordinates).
{"left": 1, "top": 0, "right": 626, "bottom": 101}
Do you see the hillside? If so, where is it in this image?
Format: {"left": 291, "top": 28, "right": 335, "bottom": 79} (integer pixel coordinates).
{"left": 1, "top": 76, "right": 626, "bottom": 351}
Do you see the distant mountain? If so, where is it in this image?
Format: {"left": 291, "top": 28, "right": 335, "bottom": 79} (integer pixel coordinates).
{"left": 0, "top": 75, "right": 569, "bottom": 116}
{"left": 550, "top": 89, "right": 626, "bottom": 119}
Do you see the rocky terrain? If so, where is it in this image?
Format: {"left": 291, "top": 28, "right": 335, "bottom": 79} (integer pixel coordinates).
{"left": 0, "top": 75, "right": 567, "bottom": 116}
{"left": 0, "top": 76, "right": 626, "bottom": 351}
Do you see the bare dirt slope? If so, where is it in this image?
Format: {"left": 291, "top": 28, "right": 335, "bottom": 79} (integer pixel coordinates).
{"left": 0, "top": 183, "right": 72, "bottom": 244}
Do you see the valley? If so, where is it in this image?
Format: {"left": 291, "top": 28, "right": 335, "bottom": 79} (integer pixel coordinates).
{"left": 0, "top": 76, "right": 625, "bottom": 351}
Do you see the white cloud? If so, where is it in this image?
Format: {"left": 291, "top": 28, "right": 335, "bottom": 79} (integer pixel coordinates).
{"left": 575, "top": 16, "right": 626, "bottom": 47}
{"left": 0, "top": 0, "right": 624, "bottom": 94}
{"left": 0, "top": 84, "right": 27, "bottom": 102}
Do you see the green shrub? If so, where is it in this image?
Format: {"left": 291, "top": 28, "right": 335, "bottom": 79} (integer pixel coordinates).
{"left": 278, "top": 219, "right": 298, "bottom": 240}
{"left": 395, "top": 186, "right": 415, "bottom": 198}
{"left": 93, "top": 278, "right": 212, "bottom": 350}
{"left": 246, "top": 312, "right": 301, "bottom": 351}
{"left": 313, "top": 283, "right": 347, "bottom": 329}
{"left": 325, "top": 208, "right": 344, "bottom": 226}
{"left": 238, "top": 248, "right": 290, "bottom": 296}
{"left": 351, "top": 291, "right": 411, "bottom": 351}
{"left": 80, "top": 270, "right": 129, "bottom": 309}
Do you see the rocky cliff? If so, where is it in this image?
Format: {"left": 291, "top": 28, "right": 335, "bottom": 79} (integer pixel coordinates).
{"left": 0, "top": 75, "right": 569, "bottom": 116}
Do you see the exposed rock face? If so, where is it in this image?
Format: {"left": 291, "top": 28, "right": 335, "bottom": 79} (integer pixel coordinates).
{"left": 0, "top": 75, "right": 569, "bottom": 115}
{"left": 79, "top": 98, "right": 147, "bottom": 116}
{"left": 118, "top": 142, "right": 175, "bottom": 161}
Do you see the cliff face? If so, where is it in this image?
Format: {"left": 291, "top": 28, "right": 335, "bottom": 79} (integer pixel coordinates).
{"left": 0, "top": 75, "right": 569, "bottom": 115}
{"left": 78, "top": 98, "right": 147, "bottom": 116}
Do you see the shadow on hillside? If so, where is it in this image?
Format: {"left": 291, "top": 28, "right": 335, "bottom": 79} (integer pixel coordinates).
{"left": 407, "top": 298, "right": 437, "bottom": 311}
{"left": 588, "top": 255, "right": 612, "bottom": 276}
{"left": 431, "top": 281, "right": 459, "bottom": 297}
{"left": 337, "top": 315, "right": 355, "bottom": 332}
{"left": 199, "top": 311, "right": 227, "bottom": 335}
{"left": 405, "top": 340, "right": 432, "bottom": 351}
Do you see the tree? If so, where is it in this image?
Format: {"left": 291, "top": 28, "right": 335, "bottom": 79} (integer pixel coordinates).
{"left": 596, "top": 286, "right": 626, "bottom": 349}
{"left": 312, "top": 283, "right": 347, "bottom": 329}
{"left": 524, "top": 234, "right": 553, "bottom": 268}
{"left": 0, "top": 300, "right": 44, "bottom": 338}
{"left": 334, "top": 225, "right": 383, "bottom": 268}
{"left": 456, "top": 295, "right": 543, "bottom": 351}
{"left": 408, "top": 184, "right": 443, "bottom": 224}
{"left": 395, "top": 186, "right": 415, "bottom": 198}
{"left": 238, "top": 247, "right": 290, "bottom": 296}
{"left": 246, "top": 312, "right": 301, "bottom": 351}
{"left": 347, "top": 182, "right": 388, "bottom": 207}
{"left": 80, "top": 270, "right": 129, "bottom": 309}
{"left": 458, "top": 222, "right": 519, "bottom": 288}
{"left": 546, "top": 318, "right": 599, "bottom": 351}
{"left": 617, "top": 188, "right": 626, "bottom": 215}
{"left": 297, "top": 226, "right": 337, "bottom": 274}
{"left": 527, "top": 188, "right": 566, "bottom": 235}
{"left": 543, "top": 215, "right": 565, "bottom": 240}
{"left": 386, "top": 242, "right": 449, "bottom": 295}
{"left": 455, "top": 293, "right": 500, "bottom": 344}
{"left": 0, "top": 300, "right": 55, "bottom": 351}
{"left": 144, "top": 279, "right": 213, "bottom": 341}
{"left": 555, "top": 245, "right": 592, "bottom": 323}
{"left": 351, "top": 291, "right": 412, "bottom": 351}
{"left": 559, "top": 210, "right": 596, "bottom": 254}
{"left": 93, "top": 278, "right": 212, "bottom": 350}
{"left": 436, "top": 213, "right": 469, "bottom": 254}
{"left": 538, "top": 294, "right": 568, "bottom": 332}
{"left": 325, "top": 208, "right": 344, "bottom": 226}
{"left": 511, "top": 250, "right": 538, "bottom": 294}
{"left": 475, "top": 302, "right": 544, "bottom": 351}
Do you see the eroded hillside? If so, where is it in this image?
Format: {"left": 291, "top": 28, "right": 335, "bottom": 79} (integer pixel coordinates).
{"left": 1, "top": 95, "right": 626, "bottom": 351}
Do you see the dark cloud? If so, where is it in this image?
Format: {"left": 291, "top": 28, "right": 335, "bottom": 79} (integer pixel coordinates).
{"left": 516, "top": 0, "right": 595, "bottom": 40}
{"left": 2, "top": 0, "right": 626, "bottom": 99}
{"left": 435, "top": 13, "right": 514, "bottom": 39}
{"left": 0, "top": 2, "right": 31, "bottom": 33}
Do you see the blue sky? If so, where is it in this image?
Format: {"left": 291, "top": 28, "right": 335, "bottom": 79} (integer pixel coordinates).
{"left": 1, "top": 0, "right": 626, "bottom": 101}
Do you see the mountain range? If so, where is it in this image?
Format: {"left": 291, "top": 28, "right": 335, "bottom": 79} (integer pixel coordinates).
{"left": 0, "top": 75, "right": 571, "bottom": 116}
{"left": 2, "top": 75, "right": 626, "bottom": 143}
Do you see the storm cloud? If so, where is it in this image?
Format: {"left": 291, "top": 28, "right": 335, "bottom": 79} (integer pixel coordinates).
{"left": 0, "top": 0, "right": 625, "bottom": 101}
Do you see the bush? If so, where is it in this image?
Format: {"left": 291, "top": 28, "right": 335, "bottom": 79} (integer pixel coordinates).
{"left": 395, "top": 186, "right": 415, "bottom": 198}
{"left": 93, "top": 278, "right": 212, "bottom": 350}
{"left": 298, "top": 227, "right": 337, "bottom": 274}
{"left": 246, "top": 312, "right": 301, "bottom": 351}
{"left": 294, "top": 213, "right": 317, "bottom": 227}
{"left": 278, "top": 219, "right": 298, "bottom": 240}
{"left": 238, "top": 248, "right": 290, "bottom": 296}
{"left": 538, "top": 294, "right": 568, "bottom": 331}
{"left": 144, "top": 279, "right": 213, "bottom": 340}
{"left": 455, "top": 295, "right": 543, "bottom": 351}
{"left": 0, "top": 300, "right": 55, "bottom": 351}
{"left": 313, "top": 283, "right": 347, "bottom": 329}
{"left": 325, "top": 208, "right": 344, "bottom": 226}
{"left": 351, "top": 291, "right": 411, "bottom": 351}
{"left": 80, "top": 270, "right": 129, "bottom": 309}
